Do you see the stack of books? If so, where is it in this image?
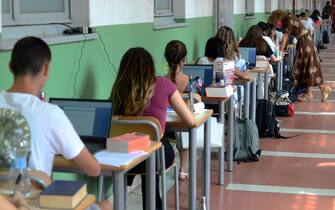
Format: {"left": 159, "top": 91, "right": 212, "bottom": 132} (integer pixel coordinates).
{"left": 39, "top": 180, "right": 95, "bottom": 209}
{"left": 205, "top": 84, "right": 234, "bottom": 98}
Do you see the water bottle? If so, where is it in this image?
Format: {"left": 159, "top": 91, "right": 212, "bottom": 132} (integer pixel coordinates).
{"left": 199, "top": 196, "right": 207, "bottom": 210}
{"left": 8, "top": 128, "right": 31, "bottom": 197}
{"left": 189, "top": 84, "right": 195, "bottom": 112}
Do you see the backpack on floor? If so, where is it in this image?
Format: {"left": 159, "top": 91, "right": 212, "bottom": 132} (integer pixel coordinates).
{"left": 234, "top": 119, "right": 261, "bottom": 162}
{"left": 323, "top": 30, "right": 330, "bottom": 44}
{"left": 275, "top": 91, "right": 295, "bottom": 117}
{"left": 256, "top": 99, "right": 280, "bottom": 138}
{"left": 282, "top": 73, "right": 300, "bottom": 103}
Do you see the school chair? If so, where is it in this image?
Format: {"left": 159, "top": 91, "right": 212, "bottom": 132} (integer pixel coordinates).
{"left": 110, "top": 116, "right": 179, "bottom": 210}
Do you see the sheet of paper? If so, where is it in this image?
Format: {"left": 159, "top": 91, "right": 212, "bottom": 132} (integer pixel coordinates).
{"left": 94, "top": 150, "right": 148, "bottom": 167}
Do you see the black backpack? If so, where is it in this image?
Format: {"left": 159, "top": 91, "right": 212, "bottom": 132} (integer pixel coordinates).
{"left": 282, "top": 73, "right": 301, "bottom": 103}
{"left": 256, "top": 99, "right": 280, "bottom": 138}
{"left": 323, "top": 30, "right": 330, "bottom": 44}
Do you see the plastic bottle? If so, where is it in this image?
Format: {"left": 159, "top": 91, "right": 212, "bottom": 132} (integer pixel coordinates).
{"left": 8, "top": 128, "right": 31, "bottom": 197}
{"left": 199, "top": 196, "right": 207, "bottom": 210}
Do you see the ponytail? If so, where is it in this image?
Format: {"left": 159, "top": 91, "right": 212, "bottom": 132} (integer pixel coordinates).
{"left": 164, "top": 40, "right": 187, "bottom": 83}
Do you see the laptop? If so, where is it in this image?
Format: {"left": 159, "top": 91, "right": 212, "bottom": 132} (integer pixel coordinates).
{"left": 239, "top": 47, "right": 257, "bottom": 68}
{"left": 182, "top": 64, "right": 214, "bottom": 87}
{"left": 49, "top": 98, "right": 113, "bottom": 152}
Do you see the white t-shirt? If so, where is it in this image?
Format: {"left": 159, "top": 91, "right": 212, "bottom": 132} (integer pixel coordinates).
{"left": 197, "top": 57, "right": 213, "bottom": 65}
{"left": 263, "top": 36, "right": 276, "bottom": 52}
{"left": 0, "top": 91, "right": 84, "bottom": 176}
{"left": 302, "top": 18, "right": 314, "bottom": 34}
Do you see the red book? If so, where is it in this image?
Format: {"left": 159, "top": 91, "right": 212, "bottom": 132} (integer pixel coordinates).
{"left": 107, "top": 132, "right": 150, "bottom": 153}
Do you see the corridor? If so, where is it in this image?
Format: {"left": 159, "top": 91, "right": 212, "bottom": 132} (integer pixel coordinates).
{"left": 167, "top": 33, "right": 335, "bottom": 210}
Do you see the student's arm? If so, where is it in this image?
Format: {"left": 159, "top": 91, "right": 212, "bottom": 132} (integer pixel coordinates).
{"left": 51, "top": 108, "right": 101, "bottom": 177}
{"left": 234, "top": 69, "right": 250, "bottom": 80}
{"left": 72, "top": 148, "right": 101, "bottom": 177}
{"left": 280, "top": 33, "right": 289, "bottom": 52}
{"left": 169, "top": 90, "right": 196, "bottom": 127}
{"left": 0, "top": 196, "right": 17, "bottom": 210}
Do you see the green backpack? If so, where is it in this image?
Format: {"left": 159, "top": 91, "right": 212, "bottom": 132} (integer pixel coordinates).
{"left": 233, "top": 119, "right": 261, "bottom": 162}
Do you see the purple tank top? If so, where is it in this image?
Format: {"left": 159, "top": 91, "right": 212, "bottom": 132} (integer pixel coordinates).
{"left": 142, "top": 77, "right": 176, "bottom": 132}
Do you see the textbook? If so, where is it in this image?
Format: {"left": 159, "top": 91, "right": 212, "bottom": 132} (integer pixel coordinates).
{"left": 205, "top": 84, "right": 234, "bottom": 98}
{"left": 39, "top": 180, "right": 87, "bottom": 209}
{"left": 107, "top": 132, "right": 150, "bottom": 153}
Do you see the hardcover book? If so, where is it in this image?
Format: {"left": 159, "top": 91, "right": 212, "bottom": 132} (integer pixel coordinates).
{"left": 107, "top": 132, "right": 150, "bottom": 153}
{"left": 39, "top": 180, "right": 87, "bottom": 209}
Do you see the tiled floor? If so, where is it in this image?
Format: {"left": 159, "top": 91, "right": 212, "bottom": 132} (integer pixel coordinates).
{"left": 128, "top": 34, "right": 335, "bottom": 210}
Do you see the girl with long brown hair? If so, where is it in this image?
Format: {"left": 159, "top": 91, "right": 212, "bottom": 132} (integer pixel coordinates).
{"left": 110, "top": 47, "right": 195, "bottom": 210}
{"left": 164, "top": 40, "right": 203, "bottom": 180}
{"left": 239, "top": 25, "right": 280, "bottom": 63}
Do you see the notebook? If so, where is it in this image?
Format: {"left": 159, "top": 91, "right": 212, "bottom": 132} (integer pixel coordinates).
{"left": 49, "top": 98, "right": 113, "bottom": 152}
{"left": 182, "top": 64, "right": 214, "bottom": 87}
{"left": 239, "top": 47, "right": 257, "bottom": 68}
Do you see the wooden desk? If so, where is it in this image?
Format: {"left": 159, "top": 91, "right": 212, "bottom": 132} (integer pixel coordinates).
{"left": 53, "top": 141, "right": 162, "bottom": 210}
{"left": 235, "top": 74, "right": 257, "bottom": 122}
{"left": 202, "top": 94, "right": 235, "bottom": 181}
{"left": 166, "top": 110, "right": 213, "bottom": 210}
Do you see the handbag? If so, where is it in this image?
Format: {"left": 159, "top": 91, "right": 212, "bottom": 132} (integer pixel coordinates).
{"left": 175, "top": 117, "right": 223, "bottom": 149}
{"left": 274, "top": 92, "right": 295, "bottom": 117}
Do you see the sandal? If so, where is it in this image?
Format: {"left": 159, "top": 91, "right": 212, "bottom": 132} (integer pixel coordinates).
{"left": 298, "top": 94, "right": 313, "bottom": 102}
{"left": 179, "top": 172, "right": 189, "bottom": 181}
{"left": 321, "top": 86, "right": 332, "bottom": 102}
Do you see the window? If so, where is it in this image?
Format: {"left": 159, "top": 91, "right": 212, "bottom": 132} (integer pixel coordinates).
{"left": 265, "top": 0, "right": 273, "bottom": 14}
{"left": 245, "top": 0, "right": 255, "bottom": 17}
{"left": 154, "top": 0, "right": 173, "bottom": 17}
{"left": 153, "top": 0, "right": 186, "bottom": 29}
{"left": 2, "top": 0, "right": 70, "bottom": 26}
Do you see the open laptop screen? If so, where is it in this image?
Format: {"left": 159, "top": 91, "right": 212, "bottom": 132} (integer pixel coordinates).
{"left": 182, "top": 64, "right": 214, "bottom": 87}
{"left": 49, "top": 99, "right": 112, "bottom": 141}
{"left": 239, "top": 47, "right": 256, "bottom": 68}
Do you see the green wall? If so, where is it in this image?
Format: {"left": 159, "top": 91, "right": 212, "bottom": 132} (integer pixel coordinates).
{"left": 0, "top": 16, "right": 213, "bottom": 99}
{"left": 233, "top": 12, "right": 269, "bottom": 39}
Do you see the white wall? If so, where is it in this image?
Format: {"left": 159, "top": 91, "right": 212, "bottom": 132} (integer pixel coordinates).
{"left": 234, "top": 0, "right": 245, "bottom": 14}
{"left": 185, "top": 0, "right": 213, "bottom": 18}
{"left": 72, "top": 0, "right": 213, "bottom": 27}
{"left": 234, "top": 0, "right": 281, "bottom": 14}
{"left": 89, "top": 0, "right": 153, "bottom": 26}
{"left": 255, "top": 0, "right": 265, "bottom": 13}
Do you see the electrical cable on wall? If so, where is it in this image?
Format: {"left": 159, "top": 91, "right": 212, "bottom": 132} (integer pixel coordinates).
{"left": 72, "top": 34, "right": 87, "bottom": 98}
{"left": 97, "top": 31, "right": 117, "bottom": 75}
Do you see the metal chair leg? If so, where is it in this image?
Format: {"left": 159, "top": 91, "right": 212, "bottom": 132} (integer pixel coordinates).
{"left": 174, "top": 164, "right": 180, "bottom": 210}
{"left": 160, "top": 147, "right": 167, "bottom": 210}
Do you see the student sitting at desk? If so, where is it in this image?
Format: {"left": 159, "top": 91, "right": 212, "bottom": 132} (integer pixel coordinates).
{"left": 164, "top": 40, "right": 203, "bottom": 180}
{"left": 165, "top": 40, "right": 225, "bottom": 181}
{"left": 197, "top": 36, "right": 249, "bottom": 80}
{"left": 110, "top": 47, "right": 196, "bottom": 210}
{"left": 0, "top": 37, "right": 112, "bottom": 210}
{"left": 239, "top": 25, "right": 280, "bottom": 63}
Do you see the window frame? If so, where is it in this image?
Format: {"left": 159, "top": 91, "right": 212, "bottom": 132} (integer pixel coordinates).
{"left": 2, "top": 0, "right": 71, "bottom": 26}
{"left": 245, "top": 0, "right": 255, "bottom": 17}
{"left": 154, "top": 0, "right": 174, "bottom": 17}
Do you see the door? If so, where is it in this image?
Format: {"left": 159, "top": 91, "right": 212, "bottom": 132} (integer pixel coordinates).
{"left": 214, "top": 0, "right": 233, "bottom": 32}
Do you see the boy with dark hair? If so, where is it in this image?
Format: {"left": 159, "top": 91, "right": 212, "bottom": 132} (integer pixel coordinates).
{"left": 0, "top": 37, "right": 112, "bottom": 210}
